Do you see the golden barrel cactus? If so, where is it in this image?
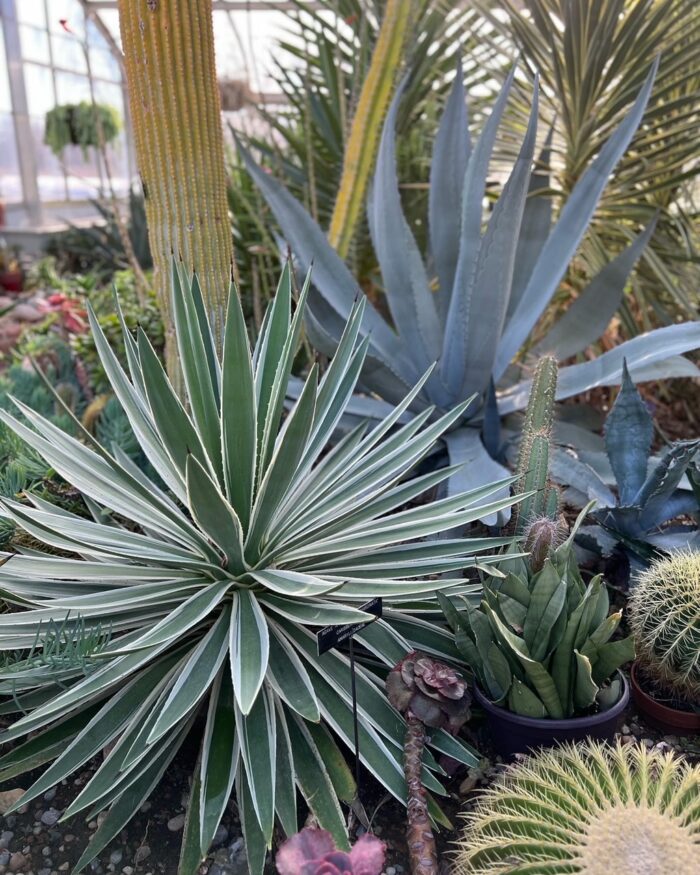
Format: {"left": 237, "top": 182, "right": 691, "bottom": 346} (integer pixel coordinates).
{"left": 455, "top": 741, "right": 700, "bottom": 874}
{"left": 628, "top": 549, "right": 700, "bottom": 702}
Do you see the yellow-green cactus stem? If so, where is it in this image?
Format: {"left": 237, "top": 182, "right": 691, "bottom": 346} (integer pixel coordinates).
{"left": 117, "top": 0, "right": 234, "bottom": 370}
{"left": 327, "top": 0, "right": 412, "bottom": 259}
{"left": 455, "top": 740, "right": 700, "bottom": 875}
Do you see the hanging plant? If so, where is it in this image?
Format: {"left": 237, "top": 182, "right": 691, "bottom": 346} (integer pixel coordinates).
{"left": 44, "top": 102, "right": 121, "bottom": 158}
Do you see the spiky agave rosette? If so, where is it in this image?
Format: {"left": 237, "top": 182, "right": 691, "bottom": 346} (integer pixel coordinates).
{"left": 455, "top": 741, "right": 700, "bottom": 875}
{"left": 0, "top": 263, "right": 520, "bottom": 875}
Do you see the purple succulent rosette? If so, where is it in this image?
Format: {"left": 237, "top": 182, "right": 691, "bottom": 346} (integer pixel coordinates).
{"left": 275, "top": 827, "right": 386, "bottom": 875}
{"left": 386, "top": 651, "right": 471, "bottom": 733}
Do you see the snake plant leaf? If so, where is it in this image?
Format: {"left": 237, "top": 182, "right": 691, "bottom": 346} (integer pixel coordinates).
{"left": 606, "top": 361, "right": 652, "bottom": 506}
{"left": 573, "top": 650, "right": 599, "bottom": 711}
{"left": 533, "top": 218, "right": 658, "bottom": 361}
{"left": 522, "top": 561, "right": 567, "bottom": 662}
{"left": 429, "top": 58, "right": 471, "bottom": 318}
{"left": 591, "top": 637, "right": 636, "bottom": 687}
{"left": 369, "top": 75, "right": 442, "bottom": 371}
{"left": 0, "top": 265, "right": 506, "bottom": 872}
{"left": 495, "top": 58, "right": 659, "bottom": 378}
{"left": 508, "top": 677, "right": 546, "bottom": 717}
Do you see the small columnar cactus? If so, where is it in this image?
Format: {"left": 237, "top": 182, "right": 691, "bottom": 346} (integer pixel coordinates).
{"left": 514, "top": 355, "right": 560, "bottom": 534}
{"left": 454, "top": 740, "right": 700, "bottom": 874}
{"left": 628, "top": 550, "right": 700, "bottom": 702}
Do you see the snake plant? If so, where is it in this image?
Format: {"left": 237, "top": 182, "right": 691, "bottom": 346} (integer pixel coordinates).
{"left": 455, "top": 740, "right": 700, "bottom": 874}
{"left": 242, "top": 60, "right": 700, "bottom": 522}
{"left": 0, "top": 263, "right": 519, "bottom": 875}
{"left": 440, "top": 511, "right": 634, "bottom": 719}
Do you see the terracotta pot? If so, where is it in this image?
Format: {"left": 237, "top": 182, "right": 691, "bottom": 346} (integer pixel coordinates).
{"left": 629, "top": 662, "right": 700, "bottom": 734}
{"left": 0, "top": 270, "right": 23, "bottom": 293}
{"left": 474, "top": 671, "right": 629, "bottom": 758}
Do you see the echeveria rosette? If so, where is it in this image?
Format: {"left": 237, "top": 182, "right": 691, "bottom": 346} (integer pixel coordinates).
{"left": 276, "top": 827, "right": 385, "bottom": 875}
{"left": 0, "top": 263, "right": 517, "bottom": 875}
{"left": 387, "top": 653, "right": 471, "bottom": 875}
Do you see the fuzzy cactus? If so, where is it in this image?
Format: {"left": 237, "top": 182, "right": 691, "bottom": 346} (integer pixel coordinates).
{"left": 522, "top": 514, "right": 565, "bottom": 572}
{"left": 514, "top": 355, "right": 559, "bottom": 534}
{"left": 276, "top": 827, "right": 385, "bottom": 875}
{"left": 387, "top": 653, "right": 471, "bottom": 875}
{"left": 628, "top": 549, "right": 700, "bottom": 702}
{"left": 454, "top": 740, "right": 700, "bottom": 874}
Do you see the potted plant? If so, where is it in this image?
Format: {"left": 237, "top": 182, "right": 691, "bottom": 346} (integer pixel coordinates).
{"left": 627, "top": 550, "right": 700, "bottom": 733}
{"left": 44, "top": 101, "right": 121, "bottom": 158}
{"left": 439, "top": 358, "right": 633, "bottom": 757}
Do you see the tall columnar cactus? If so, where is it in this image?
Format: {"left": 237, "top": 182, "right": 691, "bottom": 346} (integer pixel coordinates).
{"left": 455, "top": 741, "right": 700, "bottom": 874}
{"left": 514, "top": 354, "right": 559, "bottom": 533}
{"left": 327, "top": 0, "right": 411, "bottom": 258}
{"left": 117, "top": 0, "right": 234, "bottom": 370}
{"left": 628, "top": 550, "right": 700, "bottom": 702}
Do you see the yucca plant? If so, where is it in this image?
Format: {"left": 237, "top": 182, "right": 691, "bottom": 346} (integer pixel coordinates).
{"left": 628, "top": 550, "right": 700, "bottom": 703}
{"left": 454, "top": 740, "right": 700, "bottom": 874}
{"left": 242, "top": 60, "right": 700, "bottom": 521}
{"left": 0, "top": 263, "right": 520, "bottom": 875}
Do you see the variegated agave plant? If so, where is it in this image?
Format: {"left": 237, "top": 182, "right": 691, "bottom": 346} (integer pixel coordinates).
{"left": 0, "top": 264, "right": 518, "bottom": 875}
{"left": 241, "top": 60, "right": 700, "bottom": 521}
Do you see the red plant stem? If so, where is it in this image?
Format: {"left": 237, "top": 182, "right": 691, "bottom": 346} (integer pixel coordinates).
{"left": 404, "top": 711, "right": 437, "bottom": 875}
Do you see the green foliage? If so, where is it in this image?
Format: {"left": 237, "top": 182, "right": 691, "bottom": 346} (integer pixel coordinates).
{"left": 476, "top": 0, "right": 700, "bottom": 329}
{"left": 0, "top": 262, "right": 518, "bottom": 874}
{"left": 244, "top": 58, "right": 700, "bottom": 514}
{"left": 44, "top": 102, "right": 121, "bottom": 158}
{"left": 628, "top": 550, "right": 700, "bottom": 702}
{"left": 513, "top": 355, "right": 559, "bottom": 534}
{"left": 440, "top": 522, "right": 634, "bottom": 719}
{"left": 573, "top": 362, "right": 700, "bottom": 560}
{"left": 455, "top": 740, "right": 700, "bottom": 874}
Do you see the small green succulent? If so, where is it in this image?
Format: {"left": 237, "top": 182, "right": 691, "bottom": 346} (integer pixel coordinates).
{"left": 628, "top": 550, "right": 700, "bottom": 702}
{"left": 455, "top": 740, "right": 700, "bottom": 874}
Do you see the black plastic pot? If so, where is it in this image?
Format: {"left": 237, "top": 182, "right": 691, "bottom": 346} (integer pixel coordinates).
{"left": 474, "top": 671, "right": 629, "bottom": 758}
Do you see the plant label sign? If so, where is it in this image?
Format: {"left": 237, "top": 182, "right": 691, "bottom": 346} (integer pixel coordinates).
{"left": 317, "top": 597, "right": 383, "bottom": 655}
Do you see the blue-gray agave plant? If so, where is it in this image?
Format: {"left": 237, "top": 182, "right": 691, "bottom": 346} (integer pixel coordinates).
{"left": 241, "top": 61, "right": 700, "bottom": 523}
{"left": 0, "top": 264, "right": 520, "bottom": 875}
{"left": 568, "top": 363, "right": 699, "bottom": 562}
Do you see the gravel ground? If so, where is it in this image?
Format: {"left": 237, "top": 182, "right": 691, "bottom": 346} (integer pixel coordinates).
{"left": 1, "top": 701, "right": 697, "bottom": 875}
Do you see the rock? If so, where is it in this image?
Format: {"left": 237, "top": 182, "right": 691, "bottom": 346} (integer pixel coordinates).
{"left": 40, "top": 810, "right": 60, "bottom": 828}
{"left": 109, "top": 851, "right": 122, "bottom": 866}
{"left": 133, "top": 846, "right": 150, "bottom": 864}
{"left": 212, "top": 825, "right": 228, "bottom": 846}
{"left": 459, "top": 773, "right": 479, "bottom": 795}
{"left": 0, "top": 792, "right": 26, "bottom": 816}
{"left": 39, "top": 869, "right": 52, "bottom": 875}
{"left": 0, "top": 834, "right": 12, "bottom": 851}
{"left": 0, "top": 851, "right": 9, "bottom": 867}
{"left": 620, "top": 724, "right": 630, "bottom": 734}
{"left": 122, "top": 868, "right": 134, "bottom": 875}
{"left": 42, "top": 790, "right": 56, "bottom": 804}
{"left": 11, "top": 303, "right": 44, "bottom": 322}
{"left": 8, "top": 852, "right": 27, "bottom": 873}
{"left": 167, "top": 814, "right": 185, "bottom": 832}
{"left": 59, "top": 864, "right": 70, "bottom": 872}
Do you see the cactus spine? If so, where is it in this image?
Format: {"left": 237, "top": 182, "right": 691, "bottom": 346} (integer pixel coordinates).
{"left": 629, "top": 550, "right": 700, "bottom": 702}
{"left": 514, "top": 355, "right": 559, "bottom": 534}
{"left": 327, "top": 0, "right": 411, "bottom": 258}
{"left": 455, "top": 741, "right": 700, "bottom": 875}
{"left": 117, "top": 0, "right": 234, "bottom": 373}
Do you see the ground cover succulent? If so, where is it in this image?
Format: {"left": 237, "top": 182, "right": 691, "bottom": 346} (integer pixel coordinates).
{"left": 0, "top": 263, "right": 518, "bottom": 874}
{"left": 628, "top": 550, "right": 700, "bottom": 703}
{"left": 454, "top": 740, "right": 700, "bottom": 874}
{"left": 242, "top": 59, "right": 700, "bottom": 521}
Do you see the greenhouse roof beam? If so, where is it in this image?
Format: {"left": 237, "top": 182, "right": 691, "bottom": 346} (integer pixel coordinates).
{"left": 84, "top": 1, "right": 323, "bottom": 10}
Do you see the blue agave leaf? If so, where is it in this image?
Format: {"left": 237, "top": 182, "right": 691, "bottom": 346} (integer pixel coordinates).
{"left": 507, "top": 126, "right": 553, "bottom": 324}
{"left": 369, "top": 76, "right": 442, "bottom": 372}
{"left": 440, "top": 65, "right": 517, "bottom": 396}
{"left": 457, "top": 79, "right": 539, "bottom": 400}
{"left": 481, "top": 379, "right": 501, "bottom": 461}
{"left": 636, "top": 439, "right": 700, "bottom": 526}
{"left": 533, "top": 217, "right": 658, "bottom": 361}
{"left": 604, "top": 361, "right": 652, "bottom": 506}
{"left": 443, "top": 427, "right": 512, "bottom": 527}
{"left": 495, "top": 59, "right": 658, "bottom": 379}
{"left": 429, "top": 60, "right": 471, "bottom": 321}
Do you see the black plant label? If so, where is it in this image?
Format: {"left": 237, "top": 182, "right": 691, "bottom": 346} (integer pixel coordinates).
{"left": 317, "top": 598, "right": 383, "bottom": 655}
